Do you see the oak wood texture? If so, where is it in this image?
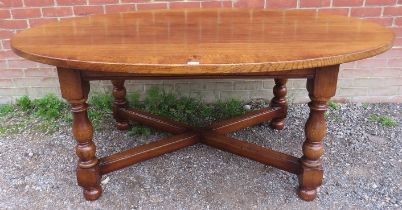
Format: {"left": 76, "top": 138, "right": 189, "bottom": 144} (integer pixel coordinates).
{"left": 102, "top": 99, "right": 290, "bottom": 174}
{"left": 80, "top": 68, "right": 317, "bottom": 80}
{"left": 202, "top": 133, "right": 301, "bottom": 175}
{"left": 118, "top": 107, "right": 192, "bottom": 134}
{"left": 11, "top": 9, "right": 394, "bottom": 76}
{"left": 56, "top": 66, "right": 342, "bottom": 202}
{"left": 298, "top": 66, "right": 339, "bottom": 201}
{"left": 99, "top": 132, "right": 199, "bottom": 175}
{"left": 11, "top": 8, "right": 394, "bottom": 203}
{"left": 112, "top": 80, "right": 130, "bottom": 130}
{"left": 269, "top": 78, "right": 288, "bottom": 130}
{"left": 210, "top": 107, "right": 282, "bottom": 134}
{"left": 57, "top": 68, "right": 102, "bottom": 201}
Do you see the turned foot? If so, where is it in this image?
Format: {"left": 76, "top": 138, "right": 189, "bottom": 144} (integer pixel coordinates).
{"left": 298, "top": 187, "right": 317, "bottom": 201}
{"left": 83, "top": 186, "right": 103, "bottom": 201}
{"left": 116, "top": 121, "right": 129, "bottom": 130}
{"left": 269, "top": 78, "right": 288, "bottom": 130}
{"left": 270, "top": 119, "right": 285, "bottom": 130}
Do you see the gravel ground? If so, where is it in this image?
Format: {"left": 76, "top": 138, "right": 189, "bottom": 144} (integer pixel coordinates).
{"left": 0, "top": 103, "right": 401, "bottom": 209}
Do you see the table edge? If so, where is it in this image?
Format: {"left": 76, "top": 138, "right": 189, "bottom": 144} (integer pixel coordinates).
{"left": 11, "top": 39, "right": 394, "bottom": 75}
{"left": 10, "top": 9, "right": 395, "bottom": 75}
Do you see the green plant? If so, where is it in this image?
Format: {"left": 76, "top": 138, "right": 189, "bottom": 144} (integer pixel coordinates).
{"left": 144, "top": 87, "right": 206, "bottom": 124}
{"left": 32, "top": 94, "right": 67, "bottom": 120}
{"left": 0, "top": 104, "right": 14, "bottom": 116}
{"left": 128, "top": 124, "right": 153, "bottom": 137}
{"left": 87, "top": 93, "right": 113, "bottom": 129}
{"left": 128, "top": 92, "right": 141, "bottom": 108}
{"left": 88, "top": 93, "right": 113, "bottom": 113}
{"left": 213, "top": 99, "right": 245, "bottom": 120}
{"left": 62, "top": 112, "right": 73, "bottom": 123}
{"left": 142, "top": 87, "right": 245, "bottom": 126}
{"left": 36, "top": 120, "right": 60, "bottom": 134}
{"left": 1, "top": 95, "right": 69, "bottom": 136}
{"left": 144, "top": 86, "right": 173, "bottom": 117}
{"left": 327, "top": 100, "right": 340, "bottom": 110}
{"left": 362, "top": 103, "right": 369, "bottom": 110}
{"left": 369, "top": 114, "right": 397, "bottom": 127}
{"left": 16, "top": 96, "right": 33, "bottom": 112}
{"left": 0, "top": 122, "right": 28, "bottom": 135}
{"left": 1, "top": 88, "right": 248, "bottom": 136}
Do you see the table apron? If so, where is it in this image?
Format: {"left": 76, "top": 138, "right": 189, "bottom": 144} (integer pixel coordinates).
{"left": 79, "top": 69, "right": 315, "bottom": 81}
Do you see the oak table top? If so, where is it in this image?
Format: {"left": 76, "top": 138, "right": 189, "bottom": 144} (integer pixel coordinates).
{"left": 11, "top": 8, "right": 394, "bottom": 76}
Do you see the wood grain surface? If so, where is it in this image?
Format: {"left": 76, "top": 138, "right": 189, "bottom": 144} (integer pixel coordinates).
{"left": 11, "top": 8, "right": 394, "bottom": 75}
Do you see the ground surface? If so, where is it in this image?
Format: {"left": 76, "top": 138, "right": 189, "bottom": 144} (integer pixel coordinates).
{"left": 0, "top": 103, "right": 401, "bottom": 210}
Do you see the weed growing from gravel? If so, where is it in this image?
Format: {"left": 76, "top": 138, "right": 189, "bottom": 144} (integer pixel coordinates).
{"left": 88, "top": 93, "right": 113, "bottom": 113}
{"left": 0, "top": 93, "right": 115, "bottom": 134}
{"left": 327, "top": 100, "right": 340, "bottom": 110}
{"left": 325, "top": 100, "right": 341, "bottom": 121}
{"left": 369, "top": 114, "right": 398, "bottom": 127}
{"left": 214, "top": 99, "right": 246, "bottom": 120}
{"left": 87, "top": 93, "right": 113, "bottom": 129}
{"left": 362, "top": 103, "right": 369, "bottom": 110}
{"left": 32, "top": 95, "right": 67, "bottom": 120}
{"left": 0, "top": 121, "right": 29, "bottom": 135}
{"left": 16, "top": 96, "right": 33, "bottom": 112}
{"left": 128, "top": 92, "right": 141, "bottom": 108}
{"left": 0, "top": 87, "right": 246, "bottom": 136}
{"left": 1, "top": 94, "right": 69, "bottom": 135}
{"left": 145, "top": 87, "right": 245, "bottom": 124}
{"left": 128, "top": 124, "right": 153, "bottom": 137}
{"left": 0, "top": 104, "right": 14, "bottom": 116}
{"left": 143, "top": 86, "right": 213, "bottom": 125}
{"left": 16, "top": 94, "right": 68, "bottom": 120}
{"left": 126, "top": 87, "right": 245, "bottom": 136}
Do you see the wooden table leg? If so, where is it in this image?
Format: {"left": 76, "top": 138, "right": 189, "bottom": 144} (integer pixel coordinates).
{"left": 298, "top": 66, "right": 339, "bottom": 201}
{"left": 112, "top": 80, "right": 129, "bottom": 130}
{"left": 56, "top": 68, "right": 340, "bottom": 201}
{"left": 58, "top": 68, "right": 102, "bottom": 201}
{"left": 269, "top": 78, "right": 288, "bottom": 130}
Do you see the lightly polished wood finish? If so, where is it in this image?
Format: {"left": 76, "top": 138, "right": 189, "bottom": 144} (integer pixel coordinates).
{"left": 80, "top": 68, "right": 317, "bottom": 79}
{"left": 298, "top": 66, "right": 339, "bottom": 201}
{"left": 210, "top": 107, "right": 282, "bottom": 134}
{"left": 10, "top": 8, "right": 394, "bottom": 202}
{"left": 99, "top": 132, "right": 199, "bottom": 175}
{"left": 11, "top": 9, "right": 393, "bottom": 76}
{"left": 269, "top": 79, "right": 288, "bottom": 130}
{"left": 118, "top": 107, "right": 191, "bottom": 134}
{"left": 112, "top": 80, "right": 130, "bottom": 130}
{"left": 202, "top": 133, "right": 301, "bottom": 175}
{"left": 57, "top": 68, "right": 102, "bottom": 201}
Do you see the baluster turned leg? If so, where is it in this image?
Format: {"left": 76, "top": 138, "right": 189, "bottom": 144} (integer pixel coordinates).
{"left": 270, "top": 78, "right": 288, "bottom": 130}
{"left": 112, "top": 80, "right": 129, "bottom": 130}
{"left": 57, "top": 68, "right": 102, "bottom": 201}
{"left": 298, "top": 66, "right": 339, "bottom": 201}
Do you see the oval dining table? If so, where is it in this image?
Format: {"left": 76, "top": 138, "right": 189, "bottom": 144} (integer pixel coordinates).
{"left": 11, "top": 8, "right": 394, "bottom": 202}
